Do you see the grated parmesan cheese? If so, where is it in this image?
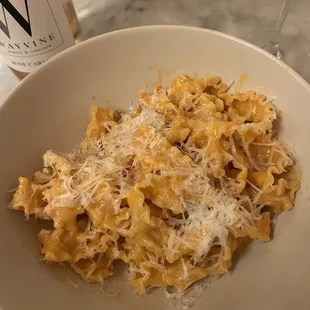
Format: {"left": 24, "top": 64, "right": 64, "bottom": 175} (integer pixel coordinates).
{"left": 8, "top": 74, "right": 300, "bottom": 308}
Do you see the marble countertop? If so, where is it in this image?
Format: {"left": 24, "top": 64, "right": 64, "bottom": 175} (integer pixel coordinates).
{"left": 0, "top": 0, "right": 309, "bottom": 103}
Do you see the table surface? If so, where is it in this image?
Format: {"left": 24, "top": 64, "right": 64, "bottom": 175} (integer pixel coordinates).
{"left": 0, "top": 0, "right": 309, "bottom": 104}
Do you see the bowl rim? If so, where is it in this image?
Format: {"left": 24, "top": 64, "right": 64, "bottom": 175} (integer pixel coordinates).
{"left": 1, "top": 25, "right": 310, "bottom": 113}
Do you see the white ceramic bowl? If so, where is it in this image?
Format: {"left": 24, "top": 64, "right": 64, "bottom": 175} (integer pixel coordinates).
{"left": 0, "top": 26, "right": 310, "bottom": 310}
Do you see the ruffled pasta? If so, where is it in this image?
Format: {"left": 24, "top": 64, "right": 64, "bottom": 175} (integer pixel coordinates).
{"left": 9, "top": 74, "right": 300, "bottom": 296}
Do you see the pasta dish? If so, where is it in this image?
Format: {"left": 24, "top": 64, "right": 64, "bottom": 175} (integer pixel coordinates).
{"left": 9, "top": 74, "right": 300, "bottom": 296}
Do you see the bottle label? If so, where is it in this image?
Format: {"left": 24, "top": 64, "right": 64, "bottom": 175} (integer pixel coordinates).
{"left": 0, "top": 0, "right": 75, "bottom": 72}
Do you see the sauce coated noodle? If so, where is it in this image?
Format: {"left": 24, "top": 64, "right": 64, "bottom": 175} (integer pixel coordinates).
{"left": 9, "top": 74, "right": 300, "bottom": 295}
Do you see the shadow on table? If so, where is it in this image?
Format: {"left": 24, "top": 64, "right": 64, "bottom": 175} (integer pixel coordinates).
{"left": 78, "top": 0, "right": 274, "bottom": 39}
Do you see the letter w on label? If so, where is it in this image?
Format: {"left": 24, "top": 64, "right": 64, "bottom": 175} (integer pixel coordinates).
{"left": 0, "top": 0, "right": 32, "bottom": 38}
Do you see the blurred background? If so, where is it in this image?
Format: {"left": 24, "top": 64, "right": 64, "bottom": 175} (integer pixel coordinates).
{"left": 1, "top": 0, "right": 309, "bottom": 101}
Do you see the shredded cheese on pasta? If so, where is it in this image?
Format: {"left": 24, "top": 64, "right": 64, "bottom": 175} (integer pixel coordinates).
{"left": 9, "top": 74, "right": 300, "bottom": 302}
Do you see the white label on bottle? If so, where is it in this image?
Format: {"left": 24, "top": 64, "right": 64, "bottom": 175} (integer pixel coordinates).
{"left": 0, "top": 0, "right": 75, "bottom": 72}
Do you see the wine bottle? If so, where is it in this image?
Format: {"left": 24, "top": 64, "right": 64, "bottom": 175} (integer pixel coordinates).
{"left": 0, "top": 0, "right": 82, "bottom": 78}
